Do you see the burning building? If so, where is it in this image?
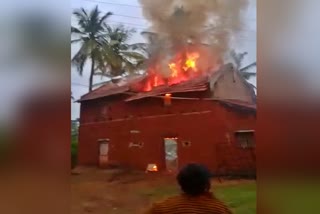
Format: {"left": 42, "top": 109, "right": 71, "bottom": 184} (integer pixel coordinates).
{"left": 77, "top": 0, "right": 255, "bottom": 175}
{"left": 77, "top": 62, "right": 256, "bottom": 175}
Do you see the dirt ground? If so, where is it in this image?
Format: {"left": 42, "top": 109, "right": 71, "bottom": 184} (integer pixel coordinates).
{"left": 71, "top": 167, "right": 255, "bottom": 214}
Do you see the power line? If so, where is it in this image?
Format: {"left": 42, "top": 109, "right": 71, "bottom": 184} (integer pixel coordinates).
{"left": 73, "top": 16, "right": 255, "bottom": 33}
{"left": 83, "top": 0, "right": 141, "bottom": 8}
{"left": 108, "top": 20, "right": 148, "bottom": 28}
{"left": 112, "top": 13, "right": 146, "bottom": 20}
{"left": 72, "top": 82, "right": 89, "bottom": 87}
{"left": 108, "top": 23, "right": 147, "bottom": 30}
{"left": 83, "top": 0, "right": 256, "bottom": 22}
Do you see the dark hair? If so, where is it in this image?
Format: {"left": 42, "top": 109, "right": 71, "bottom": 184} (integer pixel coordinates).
{"left": 176, "top": 163, "right": 212, "bottom": 196}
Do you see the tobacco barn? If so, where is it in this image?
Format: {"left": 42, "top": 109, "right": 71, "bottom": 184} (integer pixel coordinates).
{"left": 77, "top": 63, "right": 256, "bottom": 175}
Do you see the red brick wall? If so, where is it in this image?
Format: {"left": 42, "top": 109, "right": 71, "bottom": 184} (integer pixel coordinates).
{"left": 78, "top": 96, "right": 256, "bottom": 174}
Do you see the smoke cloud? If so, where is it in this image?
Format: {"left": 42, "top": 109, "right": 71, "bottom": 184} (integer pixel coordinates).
{"left": 139, "top": 0, "right": 249, "bottom": 75}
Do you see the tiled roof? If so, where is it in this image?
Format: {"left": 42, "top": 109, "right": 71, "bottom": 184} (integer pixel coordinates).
{"left": 79, "top": 83, "right": 129, "bottom": 101}
{"left": 125, "top": 75, "right": 209, "bottom": 102}
{"left": 78, "top": 63, "right": 256, "bottom": 105}
{"left": 78, "top": 75, "right": 146, "bottom": 102}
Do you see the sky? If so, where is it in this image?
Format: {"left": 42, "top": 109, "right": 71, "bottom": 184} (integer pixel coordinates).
{"left": 71, "top": 0, "right": 257, "bottom": 119}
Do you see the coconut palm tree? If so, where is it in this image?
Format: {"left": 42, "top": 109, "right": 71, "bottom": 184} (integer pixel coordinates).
{"left": 71, "top": 6, "right": 112, "bottom": 91}
{"left": 230, "top": 49, "right": 256, "bottom": 80}
{"left": 239, "top": 62, "right": 257, "bottom": 80}
{"left": 93, "top": 25, "right": 146, "bottom": 86}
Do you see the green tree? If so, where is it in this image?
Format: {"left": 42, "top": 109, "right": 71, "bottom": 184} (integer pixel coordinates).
{"left": 92, "top": 25, "right": 146, "bottom": 87}
{"left": 98, "top": 25, "right": 146, "bottom": 77}
{"left": 71, "top": 6, "right": 112, "bottom": 91}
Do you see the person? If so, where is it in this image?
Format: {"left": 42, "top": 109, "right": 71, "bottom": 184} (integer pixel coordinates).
{"left": 145, "top": 163, "right": 232, "bottom": 214}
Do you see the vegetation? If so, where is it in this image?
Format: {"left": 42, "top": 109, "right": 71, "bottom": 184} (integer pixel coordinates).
{"left": 92, "top": 25, "right": 146, "bottom": 87}
{"left": 71, "top": 135, "right": 78, "bottom": 169}
{"left": 72, "top": 6, "right": 113, "bottom": 91}
{"left": 99, "top": 26, "right": 145, "bottom": 76}
{"left": 71, "top": 119, "right": 79, "bottom": 168}
{"left": 230, "top": 49, "right": 256, "bottom": 80}
{"left": 72, "top": 6, "right": 145, "bottom": 91}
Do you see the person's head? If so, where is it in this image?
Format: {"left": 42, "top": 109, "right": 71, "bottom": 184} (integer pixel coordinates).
{"left": 176, "top": 163, "right": 212, "bottom": 196}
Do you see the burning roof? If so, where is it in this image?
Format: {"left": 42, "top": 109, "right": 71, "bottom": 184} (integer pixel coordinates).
{"left": 79, "top": 63, "right": 256, "bottom": 111}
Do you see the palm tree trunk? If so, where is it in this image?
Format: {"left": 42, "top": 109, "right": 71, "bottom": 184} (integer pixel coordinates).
{"left": 89, "top": 57, "right": 95, "bottom": 92}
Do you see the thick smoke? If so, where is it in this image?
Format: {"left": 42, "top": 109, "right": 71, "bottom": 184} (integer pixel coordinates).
{"left": 139, "top": 0, "right": 249, "bottom": 77}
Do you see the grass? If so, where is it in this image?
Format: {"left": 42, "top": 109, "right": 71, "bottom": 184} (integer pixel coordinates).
{"left": 214, "top": 183, "right": 256, "bottom": 214}
{"left": 71, "top": 135, "right": 78, "bottom": 168}
{"left": 139, "top": 182, "right": 256, "bottom": 214}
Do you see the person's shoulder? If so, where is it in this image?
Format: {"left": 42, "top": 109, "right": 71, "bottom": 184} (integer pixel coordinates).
{"left": 209, "top": 197, "right": 232, "bottom": 214}
{"left": 144, "top": 195, "right": 180, "bottom": 213}
{"left": 149, "top": 195, "right": 184, "bottom": 211}
{"left": 156, "top": 195, "right": 183, "bottom": 206}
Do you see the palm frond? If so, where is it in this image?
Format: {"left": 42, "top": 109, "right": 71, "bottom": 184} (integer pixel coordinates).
{"left": 71, "top": 42, "right": 90, "bottom": 75}
{"left": 240, "top": 62, "right": 256, "bottom": 72}
{"left": 128, "top": 43, "right": 148, "bottom": 51}
{"left": 71, "top": 38, "right": 83, "bottom": 44}
{"left": 230, "top": 49, "right": 248, "bottom": 69}
{"left": 73, "top": 8, "right": 89, "bottom": 30}
{"left": 87, "top": 6, "right": 101, "bottom": 33}
{"left": 240, "top": 71, "right": 256, "bottom": 80}
{"left": 71, "top": 51, "right": 88, "bottom": 76}
{"left": 249, "top": 83, "right": 257, "bottom": 90}
{"left": 121, "top": 51, "right": 146, "bottom": 61}
{"left": 98, "top": 12, "right": 113, "bottom": 26}
{"left": 141, "top": 31, "right": 157, "bottom": 37}
{"left": 71, "top": 26, "right": 84, "bottom": 34}
{"left": 80, "top": 8, "right": 88, "bottom": 18}
{"left": 239, "top": 62, "right": 256, "bottom": 80}
{"left": 89, "top": 6, "right": 100, "bottom": 22}
{"left": 92, "top": 80, "right": 111, "bottom": 88}
{"left": 73, "top": 9, "right": 87, "bottom": 20}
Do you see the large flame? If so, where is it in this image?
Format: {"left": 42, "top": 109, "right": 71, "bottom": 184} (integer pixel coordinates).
{"left": 168, "top": 63, "right": 178, "bottom": 77}
{"left": 183, "top": 52, "right": 200, "bottom": 72}
{"left": 143, "top": 50, "right": 202, "bottom": 91}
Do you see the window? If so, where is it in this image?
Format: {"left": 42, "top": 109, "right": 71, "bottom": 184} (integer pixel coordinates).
{"left": 95, "top": 106, "right": 108, "bottom": 121}
{"left": 101, "top": 106, "right": 108, "bottom": 116}
{"left": 234, "top": 130, "right": 255, "bottom": 148}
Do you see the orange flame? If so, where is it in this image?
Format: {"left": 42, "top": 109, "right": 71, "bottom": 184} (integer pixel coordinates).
{"left": 168, "top": 63, "right": 178, "bottom": 77}
{"left": 146, "top": 164, "right": 158, "bottom": 172}
{"left": 183, "top": 52, "right": 200, "bottom": 71}
{"left": 168, "top": 52, "right": 200, "bottom": 78}
{"left": 156, "top": 76, "right": 159, "bottom": 85}
{"left": 143, "top": 50, "right": 203, "bottom": 91}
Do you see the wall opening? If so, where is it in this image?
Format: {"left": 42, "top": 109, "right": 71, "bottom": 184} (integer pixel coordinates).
{"left": 182, "top": 140, "right": 191, "bottom": 147}
{"left": 164, "top": 137, "right": 178, "bottom": 172}
{"left": 98, "top": 139, "right": 109, "bottom": 167}
{"left": 234, "top": 130, "right": 255, "bottom": 148}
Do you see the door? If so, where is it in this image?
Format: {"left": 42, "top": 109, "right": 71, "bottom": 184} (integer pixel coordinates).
{"left": 164, "top": 138, "right": 178, "bottom": 172}
{"left": 99, "top": 139, "right": 109, "bottom": 167}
